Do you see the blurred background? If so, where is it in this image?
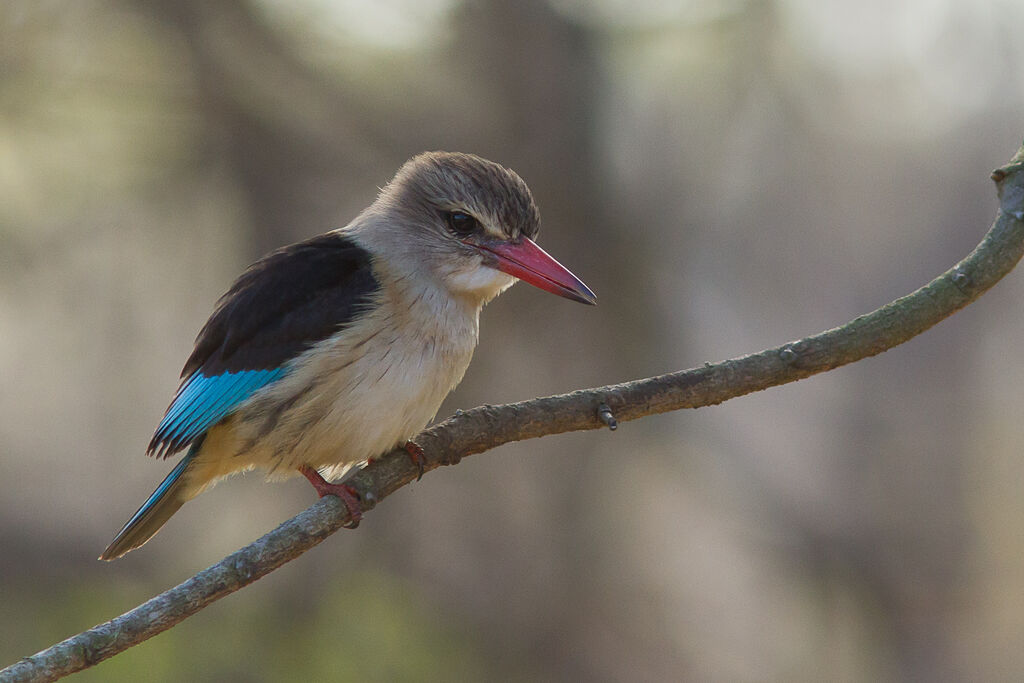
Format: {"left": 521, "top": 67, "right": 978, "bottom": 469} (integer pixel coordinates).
{"left": 3, "top": 0, "right": 1024, "bottom": 680}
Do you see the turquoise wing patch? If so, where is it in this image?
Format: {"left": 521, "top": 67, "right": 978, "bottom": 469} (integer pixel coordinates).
{"left": 148, "top": 368, "right": 286, "bottom": 458}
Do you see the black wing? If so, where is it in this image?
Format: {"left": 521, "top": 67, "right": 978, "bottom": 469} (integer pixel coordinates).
{"left": 147, "top": 231, "right": 380, "bottom": 457}
{"left": 183, "top": 230, "right": 381, "bottom": 377}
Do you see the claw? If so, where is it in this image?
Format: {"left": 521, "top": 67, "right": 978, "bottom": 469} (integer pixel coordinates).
{"left": 298, "top": 464, "right": 363, "bottom": 528}
{"left": 404, "top": 440, "right": 426, "bottom": 481}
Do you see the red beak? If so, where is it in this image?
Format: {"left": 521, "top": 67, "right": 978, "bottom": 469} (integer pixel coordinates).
{"left": 475, "top": 237, "right": 596, "bottom": 305}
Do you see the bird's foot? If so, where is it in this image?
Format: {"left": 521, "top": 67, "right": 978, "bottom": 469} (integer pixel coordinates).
{"left": 298, "top": 464, "right": 363, "bottom": 528}
{"left": 404, "top": 440, "right": 426, "bottom": 481}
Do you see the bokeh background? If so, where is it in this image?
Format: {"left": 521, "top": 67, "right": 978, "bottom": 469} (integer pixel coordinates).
{"left": 3, "top": 1, "right": 1024, "bottom": 680}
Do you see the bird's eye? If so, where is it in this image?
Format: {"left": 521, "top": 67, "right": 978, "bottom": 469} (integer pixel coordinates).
{"left": 445, "top": 211, "right": 478, "bottom": 238}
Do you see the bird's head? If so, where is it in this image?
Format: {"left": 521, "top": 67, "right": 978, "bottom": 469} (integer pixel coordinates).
{"left": 357, "top": 152, "right": 596, "bottom": 308}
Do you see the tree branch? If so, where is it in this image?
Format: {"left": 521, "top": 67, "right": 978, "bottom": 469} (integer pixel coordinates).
{"left": 5, "top": 144, "right": 1024, "bottom": 682}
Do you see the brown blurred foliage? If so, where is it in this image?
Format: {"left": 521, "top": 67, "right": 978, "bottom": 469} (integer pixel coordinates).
{"left": 3, "top": 0, "right": 1024, "bottom": 680}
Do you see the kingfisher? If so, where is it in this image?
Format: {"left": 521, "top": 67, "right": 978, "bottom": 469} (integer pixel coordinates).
{"left": 100, "top": 152, "right": 595, "bottom": 560}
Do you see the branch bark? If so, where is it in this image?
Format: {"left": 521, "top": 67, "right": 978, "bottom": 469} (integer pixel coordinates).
{"left": 5, "top": 144, "right": 1024, "bottom": 682}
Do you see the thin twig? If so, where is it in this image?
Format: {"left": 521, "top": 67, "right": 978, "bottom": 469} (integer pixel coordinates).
{"left": 4, "top": 144, "right": 1024, "bottom": 683}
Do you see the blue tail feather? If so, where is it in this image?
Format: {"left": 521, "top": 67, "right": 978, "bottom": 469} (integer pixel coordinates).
{"left": 99, "top": 446, "right": 197, "bottom": 560}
